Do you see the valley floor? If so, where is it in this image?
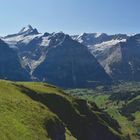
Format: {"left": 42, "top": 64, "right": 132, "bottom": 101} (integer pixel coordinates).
{"left": 66, "top": 82, "right": 140, "bottom": 140}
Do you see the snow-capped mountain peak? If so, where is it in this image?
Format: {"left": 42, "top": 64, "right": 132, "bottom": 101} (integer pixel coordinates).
{"left": 77, "top": 32, "right": 107, "bottom": 39}
{"left": 18, "top": 25, "right": 39, "bottom": 36}
{"left": 2, "top": 25, "right": 42, "bottom": 49}
{"left": 94, "top": 33, "right": 105, "bottom": 38}
{"left": 19, "top": 25, "right": 33, "bottom": 33}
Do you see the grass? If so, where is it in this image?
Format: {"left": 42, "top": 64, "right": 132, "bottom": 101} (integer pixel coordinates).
{"left": 0, "top": 80, "right": 75, "bottom": 140}
{"left": 0, "top": 80, "right": 125, "bottom": 140}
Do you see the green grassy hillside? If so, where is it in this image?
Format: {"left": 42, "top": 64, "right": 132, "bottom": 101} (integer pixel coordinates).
{"left": 0, "top": 80, "right": 125, "bottom": 140}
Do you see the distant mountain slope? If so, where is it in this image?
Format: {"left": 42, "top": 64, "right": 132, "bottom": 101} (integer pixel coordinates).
{"left": 109, "top": 34, "right": 140, "bottom": 81}
{"left": 74, "top": 33, "right": 140, "bottom": 81}
{"left": 0, "top": 80, "right": 126, "bottom": 140}
{"left": 33, "top": 35, "right": 111, "bottom": 88}
{"left": 0, "top": 39, "right": 29, "bottom": 81}
{"left": 73, "top": 33, "right": 128, "bottom": 75}
{"left": 3, "top": 26, "right": 112, "bottom": 88}
{"left": 3, "top": 25, "right": 140, "bottom": 83}
{"left": 72, "top": 33, "right": 127, "bottom": 47}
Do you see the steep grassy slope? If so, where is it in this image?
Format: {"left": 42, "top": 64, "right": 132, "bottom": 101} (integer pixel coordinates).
{"left": 0, "top": 80, "right": 125, "bottom": 140}
{"left": 0, "top": 80, "right": 75, "bottom": 140}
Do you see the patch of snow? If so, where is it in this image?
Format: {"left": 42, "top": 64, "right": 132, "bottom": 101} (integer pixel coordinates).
{"left": 21, "top": 51, "right": 47, "bottom": 75}
{"left": 53, "top": 34, "right": 66, "bottom": 48}
{"left": 41, "top": 37, "right": 51, "bottom": 47}
{"left": 30, "top": 52, "right": 47, "bottom": 74}
{"left": 128, "top": 61, "right": 135, "bottom": 74}
{"left": 94, "top": 33, "right": 103, "bottom": 38}
{"left": 90, "top": 39, "right": 126, "bottom": 55}
{"left": 8, "top": 44, "right": 18, "bottom": 49}
{"left": 3, "top": 34, "right": 42, "bottom": 47}
{"left": 88, "top": 39, "right": 125, "bottom": 74}
{"left": 128, "top": 33, "right": 136, "bottom": 37}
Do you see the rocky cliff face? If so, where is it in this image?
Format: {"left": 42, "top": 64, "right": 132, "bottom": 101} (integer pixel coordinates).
{"left": 0, "top": 39, "right": 29, "bottom": 81}
{"left": 33, "top": 35, "right": 111, "bottom": 88}
{"left": 73, "top": 33, "right": 140, "bottom": 81}
{"left": 73, "top": 33, "right": 128, "bottom": 75}
{"left": 110, "top": 34, "right": 140, "bottom": 81}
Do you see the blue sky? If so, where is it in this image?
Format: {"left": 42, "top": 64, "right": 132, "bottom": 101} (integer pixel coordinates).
{"left": 0, "top": 0, "right": 139, "bottom": 35}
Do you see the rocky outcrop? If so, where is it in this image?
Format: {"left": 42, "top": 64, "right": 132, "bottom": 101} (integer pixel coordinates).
{"left": 109, "top": 34, "right": 140, "bottom": 81}
{"left": 0, "top": 39, "right": 30, "bottom": 81}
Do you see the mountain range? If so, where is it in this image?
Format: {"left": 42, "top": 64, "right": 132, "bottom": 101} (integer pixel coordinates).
{"left": 1, "top": 25, "right": 140, "bottom": 87}
{"left": 73, "top": 33, "right": 140, "bottom": 81}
